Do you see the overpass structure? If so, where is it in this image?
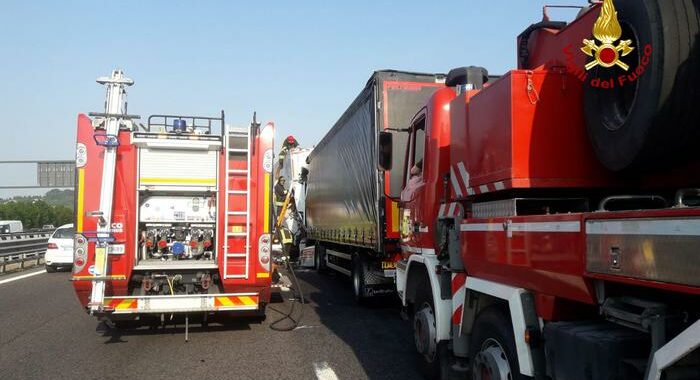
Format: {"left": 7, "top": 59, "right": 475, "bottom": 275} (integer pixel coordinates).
{"left": 0, "top": 160, "right": 75, "bottom": 189}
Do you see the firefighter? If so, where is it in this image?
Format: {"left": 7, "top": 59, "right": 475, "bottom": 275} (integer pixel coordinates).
{"left": 277, "top": 135, "right": 299, "bottom": 165}
{"left": 274, "top": 176, "right": 288, "bottom": 216}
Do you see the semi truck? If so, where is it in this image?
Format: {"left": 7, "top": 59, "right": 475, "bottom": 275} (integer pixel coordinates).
{"left": 387, "top": 1, "right": 700, "bottom": 379}
{"left": 304, "top": 70, "right": 446, "bottom": 301}
{"left": 71, "top": 70, "right": 275, "bottom": 329}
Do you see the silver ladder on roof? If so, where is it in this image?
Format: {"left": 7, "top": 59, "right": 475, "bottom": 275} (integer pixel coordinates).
{"left": 89, "top": 70, "right": 134, "bottom": 313}
{"left": 223, "top": 125, "right": 251, "bottom": 279}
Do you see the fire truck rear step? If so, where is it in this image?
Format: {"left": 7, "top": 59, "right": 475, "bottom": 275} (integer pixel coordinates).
{"left": 133, "top": 260, "right": 218, "bottom": 270}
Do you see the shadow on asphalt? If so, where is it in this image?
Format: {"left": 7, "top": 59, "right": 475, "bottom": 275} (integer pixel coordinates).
{"left": 98, "top": 318, "right": 263, "bottom": 343}
{"left": 97, "top": 286, "right": 297, "bottom": 344}
{"left": 291, "top": 267, "right": 423, "bottom": 380}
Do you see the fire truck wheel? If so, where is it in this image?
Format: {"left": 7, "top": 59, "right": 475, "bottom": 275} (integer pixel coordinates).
{"left": 413, "top": 287, "right": 450, "bottom": 380}
{"left": 584, "top": 0, "right": 700, "bottom": 172}
{"left": 470, "top": 307, "right": 528, "bottom": 380}
{"left": 45, "top": 265, "right": 57, "bottom": 273}
{"left": 352, "top": 255, "right": 368, "bottom": 303}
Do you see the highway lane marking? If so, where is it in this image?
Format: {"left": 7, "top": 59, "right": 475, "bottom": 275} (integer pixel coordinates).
{"left": 0, "top": 269, "right": 46, "bottom": 285}
{"left": 313, "top": 361, "right": 339, "bottom": 380}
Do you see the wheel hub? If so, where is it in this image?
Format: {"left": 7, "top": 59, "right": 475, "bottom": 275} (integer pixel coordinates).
{"left": 473, "top": 339, "right": 512, "bottom": 380}
{"left": 413, "top": 303, "right": 437, "bottom": 361}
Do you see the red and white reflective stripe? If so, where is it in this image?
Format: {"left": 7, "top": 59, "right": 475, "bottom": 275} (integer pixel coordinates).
{"left": 438, "top": 202, "right": 462, "bottom": 218}
{"left": 451, "top": 273, "right": 467, "bottom": 325}
{"left": 449, "top": 166, "right": 463, "bottom": 198}
{"left": 450, "top": 161, "right": 508, "bottom": 197}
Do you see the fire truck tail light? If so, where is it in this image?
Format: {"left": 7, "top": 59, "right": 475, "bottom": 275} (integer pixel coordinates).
{"left": 258, "top": 234, "right": 271, "bottom": 271}
{"left": 76, "top": 143, "right": 87, "bottom": 168}
{"left": 73, "top": 234, "right": 88, "bottom": 273}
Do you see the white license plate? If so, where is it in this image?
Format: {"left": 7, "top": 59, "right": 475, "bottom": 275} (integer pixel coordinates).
{"left": 108, "top": 244, "right": 125, "bottom": 254}
{"left": 384, "top": 269, "right": 396, "bottom": 278}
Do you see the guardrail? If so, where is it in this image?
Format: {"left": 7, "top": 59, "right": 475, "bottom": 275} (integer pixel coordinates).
{"left": 0, "top": 231, "right": 51, "bottom": 273}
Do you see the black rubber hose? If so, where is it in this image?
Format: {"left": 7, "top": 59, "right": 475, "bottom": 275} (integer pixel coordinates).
{"left": 268, "top": 260, "right": 306, "bottom": 332}
{"left": 518, "top": 21, "right": 568, "bottom": 69}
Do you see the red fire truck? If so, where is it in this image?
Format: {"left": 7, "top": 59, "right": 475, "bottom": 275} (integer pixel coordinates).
{"left": 386, "top": 1, "right": 700, "bottom": 379}
{"left": 71, "top": 70, "right": 275, "bottom": 329}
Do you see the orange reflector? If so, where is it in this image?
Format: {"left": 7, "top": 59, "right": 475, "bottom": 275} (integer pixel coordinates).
{"left": 256, "top": 272, "right": 270, "bottom": 278}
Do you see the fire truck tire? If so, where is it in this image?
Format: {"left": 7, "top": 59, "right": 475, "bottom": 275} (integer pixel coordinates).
{"left": 413, "top": 286, "right": 450, "bottom": 380}
{"left": 470, "top": 306, "right": 529, "bottom": 380}
{"left": 315, "top": 245, "right": 328, "bottom": 274}
{"left": 584, "top": 0, "right": 700, "bottom": 172}
{"left": 351, "top": 255, "right": 368, "bottom": 303}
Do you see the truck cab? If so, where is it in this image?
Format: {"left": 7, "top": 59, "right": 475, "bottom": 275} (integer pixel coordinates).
{"left": 398, "top": 87, "right": 455, "bottom": 257}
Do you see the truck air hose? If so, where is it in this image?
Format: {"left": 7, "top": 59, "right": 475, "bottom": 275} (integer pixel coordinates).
{"left": 269, "top": 260, "right": 306, "bottom": 332}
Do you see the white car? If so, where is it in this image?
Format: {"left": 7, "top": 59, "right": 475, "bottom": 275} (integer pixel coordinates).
{"left": 45, "top": 224, "right": 74, "bottom": 272}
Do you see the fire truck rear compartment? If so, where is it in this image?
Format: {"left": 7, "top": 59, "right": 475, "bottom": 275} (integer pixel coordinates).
{"left": 133, "top": 131, "right": 222, "bottom": 269}
{"left": 137, "top": 195, "right": 217, "bottom": 265}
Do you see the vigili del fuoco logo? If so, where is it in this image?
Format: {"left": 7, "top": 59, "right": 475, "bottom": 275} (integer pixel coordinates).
{"left": 564, "top": 0, "right": 652, "bottom": 89}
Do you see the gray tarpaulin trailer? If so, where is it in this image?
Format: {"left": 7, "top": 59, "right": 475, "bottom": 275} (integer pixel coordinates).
{"left": 304, "top": 70, "right": 445, "bottom": 301}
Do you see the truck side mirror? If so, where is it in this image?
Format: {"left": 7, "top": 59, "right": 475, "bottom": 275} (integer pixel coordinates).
{"left": 378, "top": 131, "right": 393, "bottom": 171}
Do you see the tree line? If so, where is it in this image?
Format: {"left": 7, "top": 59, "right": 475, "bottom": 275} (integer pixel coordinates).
{"left": 0, "top": 200, "right": 73, "bottom": 229}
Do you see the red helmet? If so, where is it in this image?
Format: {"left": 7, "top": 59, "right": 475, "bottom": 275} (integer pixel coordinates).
{"left": 286, "top": 135, "right": 296, "bottom": 144}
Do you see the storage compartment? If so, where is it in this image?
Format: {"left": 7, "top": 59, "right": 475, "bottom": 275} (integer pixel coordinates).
{"left": 137, "top": 195, "right": 217, "bottom": 264}
{"left": 544, "top": 320, "right": 649, "bottom": 380}
{"left": 449, "top": 70, "right": 611, "bottom": 196}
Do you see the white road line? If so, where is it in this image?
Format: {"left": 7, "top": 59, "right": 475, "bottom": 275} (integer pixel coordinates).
{"left": 313, "top": 361, "right": 340, "bottom": 380}
{"left": 0, "top": 269, "right": 47, "bottom": 285}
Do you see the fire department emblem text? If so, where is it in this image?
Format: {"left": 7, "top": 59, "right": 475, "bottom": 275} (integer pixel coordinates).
{"left": 581, "top": 0, "right": 634, "bottom": 71}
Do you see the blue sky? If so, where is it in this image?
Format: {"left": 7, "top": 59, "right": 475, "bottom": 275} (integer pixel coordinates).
{"left": 0, "top": 0, "right": 583, "bottom": 197}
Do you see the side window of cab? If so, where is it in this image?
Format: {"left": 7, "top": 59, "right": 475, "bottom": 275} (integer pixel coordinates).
{"left": 405, "top": 116, "right": 426, "bottom": 188}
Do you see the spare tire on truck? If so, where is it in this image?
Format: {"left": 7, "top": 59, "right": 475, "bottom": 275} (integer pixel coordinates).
{"left": 584, "top": 0, "right": 700, "bottom": 172}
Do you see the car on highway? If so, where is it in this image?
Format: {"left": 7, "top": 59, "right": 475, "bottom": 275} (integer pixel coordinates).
{"left": 45, "top": 223, "right": 74, "bottom": 272}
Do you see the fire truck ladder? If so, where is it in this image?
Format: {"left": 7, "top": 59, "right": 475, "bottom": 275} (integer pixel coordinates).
{"left": 88, "top": 70, "right": 134, "bottom": 313}
{"left": 223, "top": 125, "right": 252, "bottom": 279}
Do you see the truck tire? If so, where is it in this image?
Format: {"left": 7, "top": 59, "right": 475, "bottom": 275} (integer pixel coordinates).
{"left": 413, "top": 286, "right": 450, "bottom": 380}
{"left": 315, "top": 244, "right": 328, "bottom": 274}
{"left": 352, "top": 255, "right": 368, "bottom": 303}
{"left": 584, "top": 0, "right": 700, "bottom": 172}
{"left": 45, "top": 265, "right": 56, "bottom": 273}
{"left": 470, "top": 307, "right": 529, "bottom": 380}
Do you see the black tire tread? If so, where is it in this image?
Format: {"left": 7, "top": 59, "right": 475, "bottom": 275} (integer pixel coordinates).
{"left": 585, "top": 0, "right": 700, "bottom": 171}
{"left": 470, "top": 306, "right": 530, "bottom": 380}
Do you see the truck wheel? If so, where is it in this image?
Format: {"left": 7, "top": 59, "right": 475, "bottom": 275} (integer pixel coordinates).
{"left": 45, "top": 265, "right": 56, "bottom": 273}
{"left": 352, "top": 255, "right": 368, "bottom": 303}
{"left": 470, "top": 307, "right": 528, "bottom": 380}
{"left": 315, "top": 245, "right": 328, "bottom": 274}
{"left": 584, "top": 0, "right": 700, "bottom": 171}
{"left": 413, "top": 287, "right": 450, "bottom": 380}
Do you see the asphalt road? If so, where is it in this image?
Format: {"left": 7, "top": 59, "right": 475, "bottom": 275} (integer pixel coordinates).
{"left": 0, "top": 267, "right": 423, "bottom": 380}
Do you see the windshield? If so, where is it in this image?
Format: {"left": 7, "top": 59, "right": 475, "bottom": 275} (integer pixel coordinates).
{"left": 52, "top": 227, "right": 75, "bottom": 239}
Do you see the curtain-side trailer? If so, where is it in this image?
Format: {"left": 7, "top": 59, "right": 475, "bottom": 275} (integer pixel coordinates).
{"left": 304, "top": 70, "right": 445, "bottom": 301}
